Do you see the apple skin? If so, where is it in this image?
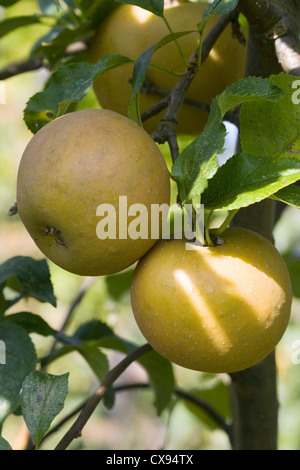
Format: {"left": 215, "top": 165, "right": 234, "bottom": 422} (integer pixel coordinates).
{"left": 130, "top": 228, "right": 292, "bottom": 373}
{"left": 16, "top": 109, "right": 170, "bottom": 276}
{"left": 89, "top": 2, "right": 247, "bottom": 135}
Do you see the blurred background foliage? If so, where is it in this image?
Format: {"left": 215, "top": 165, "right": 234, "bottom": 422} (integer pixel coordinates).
{"left": 0, "top": 0, "right": 300, "bottom": 451}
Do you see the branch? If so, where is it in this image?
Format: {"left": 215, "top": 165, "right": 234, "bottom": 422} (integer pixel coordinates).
{"left": 57, "top": 276, "right": 95, "bottom": 333}
{"left": 0, "top": 57, "right": 45, "bottom": 81}
{"left": 140, "top": 81, "right": 210, "bottom": 123}
{"left": 40, "top": 381, "right": 232, "bottom": 448}
{"left": 42, "top": 276, "right": 96, "bottom": 365}
{"left": 238, "top": 0, "right": 300, "bottom": 76}
{"left": 114, "top": 383, "right": 233, "bottom": 442}
{"left": 0, "top": 41, "right": 88, "bottom": 81}
{"left": 54, "top": 343, "right": 153, "bottom": 450}
{"left": 150, "top": 10, "right": 238, "bottom": 164}
{"left": 274, "top": 35, "right": 300, "bottom": 76}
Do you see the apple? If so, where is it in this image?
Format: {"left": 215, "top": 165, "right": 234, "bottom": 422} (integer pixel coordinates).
{"left": 130, "top": 227, "right": 292, "bottom": 373}
{"left": 89, "top": 1, "right": 247, "bottom": 135}
{"left": 16, "top": 109, "right": 170, "bottom": 276}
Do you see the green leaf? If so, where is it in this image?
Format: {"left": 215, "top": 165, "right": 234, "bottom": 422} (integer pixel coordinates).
{"left": 41, "top": 320, "right": 113, "bottom": 370}
{"left": 94, "top": 334, "right": 129, "bottom": 354}
{"left": 81, "top": 0, "right": 118, "bottom": 27}
{"left": 137, "top": 349, "right": 175, "bottom": 416}
{"left": 201, "top": 147, "right": 300, "bottom": 211}
{"left": 198, "top": 0, "right": 238, "bottom": 35}
{"left": 115, "top": 0, "right": 164, "bottom": 17}
{"left": 272, "top": 184, "right": 300, "bottom": 209}
{"left": 76, "top": 320, "right": 175, "bottom": 414}
{"left": 103, "top": 386, "right": 115, "bottom": 410}
{"left": 0, "top": 436, "right": 12, "bottom": 450}
{"left": 128, "top": 30, "right": 195, "bottom": 125}
{"left": 0, "top": 321, "right": 37, "bottom": 424}
{"left": 4, "top": 312, "right": 57, "bottom": 337}
{"left": 200, "top": 74, "right": 300, "bottom": 211}
{"left": 283, "top": 254, "right": 300, "bottom": 298}
{"left": 240, "top": 74, "right": 300, "bottom": 159}
{"left": 76, "top": 345, "right": 109, "bottom": 381}
{"left": 47, "top": 319, "right": 175, "bottom": 415}
{"left": 0, "top": 15, "right": 42, "bottom": 39}
{"left": 183, "top": 380, "right": 231, "bottom": 430}
{"left": 78, "top": 0, "right": 95, "bottom": 11}
{"left": 0, "top": 256, "right": 56, "bottom": 308}
{"left": 217, "top": 75, "right": 284, "bottom": 114}
{"left": 24, "top": 55, "right": 133, "bottom": 133}
{"left": 171, "top": 99, "right": 223, "bottom": 203}
{"left": 105, "top": 270, "right": 134, "bottom": 301}
{"left": 171, "top": 76, "right": 285, "bottom": 203}
{"left": 74, "top": 320, "right": 114, "bottom": 342}
{"left": 95, "top": 333, "right": 175, "bottom": 415}
{"left": 127, "top": 91, "right": 142, "bottom": 126}
{"left": 204, "top": 0, "right": 238, "bottom": 17}
{"left": 34, "top": 23, "right": 91, "bottom": 69}
{"left": 20, "top": 371, "right": 69, "bottom": 447}
{"left": 0, "top": 0, "right": 21, "bottom": 6}
{"left": 109, "top": 339, "right": 175, "bottom": 415}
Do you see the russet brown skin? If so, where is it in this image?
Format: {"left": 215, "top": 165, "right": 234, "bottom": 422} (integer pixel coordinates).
{"left": 131, "top": 228, "right": 292, "bottom": 373}
{"left": 17, "top": 109, "right": 170, "bottom": 276}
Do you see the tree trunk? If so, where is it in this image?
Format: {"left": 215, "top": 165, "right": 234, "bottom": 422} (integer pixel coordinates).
{"left": 230, "top": 202, "right": 279, "bottom": 450}
{"left": 228, "top": 0, "right": 300, "bottom": 449}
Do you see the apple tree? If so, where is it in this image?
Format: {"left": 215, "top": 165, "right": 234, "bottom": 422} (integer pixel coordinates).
{"left": 0, "top": 0, "right": 299, "bottom": 451}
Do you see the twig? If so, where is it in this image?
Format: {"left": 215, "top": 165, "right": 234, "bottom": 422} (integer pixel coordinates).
{"left": 199, "top": 11, "right": 239, "bottom": 64}
{"left": 114, "top": 382, "right": 233, "bottom": 442}
{"left": 0, "top": 41, "right": 88, "bottom": 81}
{"left": 151, "top": 10, "right": 238, "bottom": 164}
{"left": 238, "top": 0, "right": 300, "bottom": 76}
{"left": 46, "top": 276, "right": 95, "bottom": 360}
{"left": 54, "top": 343, "right": 153, "bottom": 450}
{"left": 40, "top": 381, "right": 232, "bottom": 448}
{"left": 33, "top": 401, "right": 86, "bottom": 449}
{"left": 141, "top": 94, "right": 171, "bottom": 122}
{"left": 140, "top": 81, "right": 210, "bottom": 123}
{"left": 0, "top": 57, "right": 45, "bottom": 81}
{"left": 23, "top": 276, "right": 97, "bottom": 450}
{"left": 58, "top": 277, "right": 95, "bottom": 333}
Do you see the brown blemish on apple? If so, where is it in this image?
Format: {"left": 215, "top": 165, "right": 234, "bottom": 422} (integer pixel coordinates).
{"left": 41, "top": 226, "right": 67, "bottom": 247}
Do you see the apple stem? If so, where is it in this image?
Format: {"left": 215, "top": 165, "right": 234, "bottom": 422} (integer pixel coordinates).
{"left": 205, "top": 210, "right": 215, "bottom": 247}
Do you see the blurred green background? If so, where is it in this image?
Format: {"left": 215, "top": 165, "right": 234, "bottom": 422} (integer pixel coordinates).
{"left": 0, "top": 0, "right": 300, "bottom": 451}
